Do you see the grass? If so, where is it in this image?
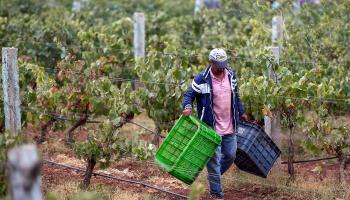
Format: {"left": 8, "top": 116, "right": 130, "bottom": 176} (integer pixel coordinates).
{"left": 46, "top": 181, "right": 166, "bottom": 200}
{"left": 22, "top": 112, "right": 350, "bottom": 199}
{"left": 193, "top": 165, "right": 350, "bottom": 200}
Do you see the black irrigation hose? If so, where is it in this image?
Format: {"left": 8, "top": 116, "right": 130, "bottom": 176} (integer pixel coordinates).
{"left": 281, "top": 156, "right": 342, "bottom": 164}
{"left": 47, "top": 114, "right": 102, "bottom": 124}
{"left": 126, "top": 120, "right": 166, "bottom": 139}
{"left": 45, "top": 112, "right": 166, "bottom": 138}
{"left": 43, "top": 159, "right": 188, "bottom": 199}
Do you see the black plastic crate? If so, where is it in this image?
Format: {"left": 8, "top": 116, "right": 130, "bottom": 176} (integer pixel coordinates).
{"left": 234, "top": 121, "right": 281, "bottom": 178}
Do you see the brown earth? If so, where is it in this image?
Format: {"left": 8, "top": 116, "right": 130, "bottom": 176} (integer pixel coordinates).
{"left": 23, "top": 114, "right": 350, "bottom": 200}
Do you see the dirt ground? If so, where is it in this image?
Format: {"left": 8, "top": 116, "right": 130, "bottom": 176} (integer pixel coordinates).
{"left": 23, "top": 113, "right": 350, "bottom": 200}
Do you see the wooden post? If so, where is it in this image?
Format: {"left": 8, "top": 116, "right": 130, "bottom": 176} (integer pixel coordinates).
{"left": 194, "top": 0, "right": 203, "bottom": 14}
{"left": 2, "top": 48, "right": 21, "bottom": 134}
{"left": 263, "top": 47, "right": 280, "bottom": 135}
{"left": 7, "top": 144, "right": 42, "bottom": 200}
{"left": 293, "top": 0, "right": 301, "bottom": 14}
{"left": 72, "top": 0, "right": 82, "bottom": 12}
{"left": 265, "top": 16, "right": 283, "bottom": 136}
{"left": 266, "top": 17, "right": 283, "bottom": 169}
{"left": 272, "top": 16, "right": 283, "bottom": 46}
{"left": 267, "top": 46, "right": 281, "bottom": 83}
{"left": 133, "top": 12, "right": 145, "bottom": 90}
{"left": 271, "top": 17, "right": 283, "bottom": 163}
{"left": 264, "top": 116, "right": 272, "bottom": 137}
{"left": 72, "top": 0, "right": 89, "bottom": 12}
{"left": 133, "top": 12, "right": 145, "bottom": 59}
{"left": 204, "top": 0, "right": 221, "bottom": 9}
{"left": 195, "top": 0, "right": 220, "bottom": 13}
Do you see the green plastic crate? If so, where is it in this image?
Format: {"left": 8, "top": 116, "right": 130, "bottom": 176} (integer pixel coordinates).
{"left": 155, "top": 115, "right": 222, "bottom": 184}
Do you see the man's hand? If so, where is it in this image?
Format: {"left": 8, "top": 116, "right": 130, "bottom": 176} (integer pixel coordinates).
{"left": 240, "top": 114, "right": 248, "bottom": 121}
{"left": 182, "top": 108, "right": 192, "bottom": 117}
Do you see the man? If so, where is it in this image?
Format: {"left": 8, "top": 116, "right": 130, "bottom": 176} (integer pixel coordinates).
{"left": 182, "top": 48, "right": 247, "bottom": 198}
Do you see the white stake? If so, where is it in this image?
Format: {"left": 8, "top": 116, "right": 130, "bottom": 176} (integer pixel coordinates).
{"left": 2, "top": 47, "right": 21, "bottom": 134}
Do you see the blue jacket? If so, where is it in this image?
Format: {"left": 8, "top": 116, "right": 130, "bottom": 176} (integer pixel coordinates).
{"left": 182, "top": 66, "right": 245, "bottom": 133}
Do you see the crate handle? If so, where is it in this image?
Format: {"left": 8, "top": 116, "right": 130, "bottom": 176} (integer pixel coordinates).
{"left": 188, "top": 115, "right": 201, "bottom": 128}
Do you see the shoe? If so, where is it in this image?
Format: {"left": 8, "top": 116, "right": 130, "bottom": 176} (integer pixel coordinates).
{"left": 210, "top": 193, "right": 224, "bottom": 199}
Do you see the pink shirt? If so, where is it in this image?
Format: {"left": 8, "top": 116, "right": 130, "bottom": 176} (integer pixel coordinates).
{"left": 210, "top": 69, "right": 234, "bottom": 135}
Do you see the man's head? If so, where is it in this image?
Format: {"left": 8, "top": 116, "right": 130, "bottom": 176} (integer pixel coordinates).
{"left": 209, "top": 48, "right": 228, "bottom": 73}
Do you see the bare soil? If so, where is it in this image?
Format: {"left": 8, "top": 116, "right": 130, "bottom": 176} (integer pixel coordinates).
{"left": 23, "top": 115, "right": 350, "bottom": 200}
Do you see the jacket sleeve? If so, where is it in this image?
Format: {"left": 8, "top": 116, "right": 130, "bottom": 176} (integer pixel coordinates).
{"left": 182, "top": 76, "right": 201, "bottom": 110}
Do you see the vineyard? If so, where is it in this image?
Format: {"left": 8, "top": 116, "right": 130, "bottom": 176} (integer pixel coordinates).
{"left": 0, "top": 0, "right": 350, "bottom": 199}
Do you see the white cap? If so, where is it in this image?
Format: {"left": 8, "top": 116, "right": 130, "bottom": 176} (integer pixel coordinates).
{"left": 209, "top": 48, "right": 228, "bottom": 68}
